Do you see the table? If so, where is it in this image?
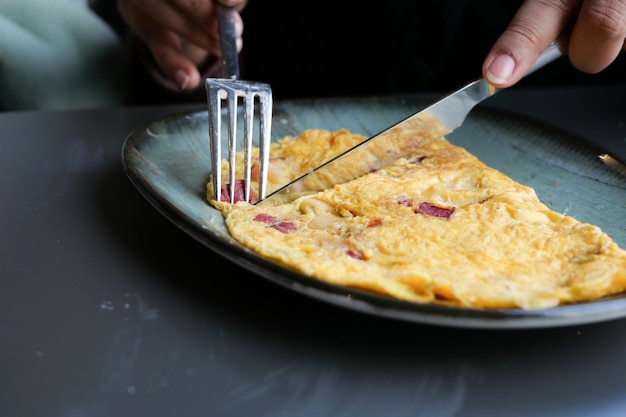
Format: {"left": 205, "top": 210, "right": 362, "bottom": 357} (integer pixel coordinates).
{"left": 2, "top": 85, "right": 626, "bottom": 417}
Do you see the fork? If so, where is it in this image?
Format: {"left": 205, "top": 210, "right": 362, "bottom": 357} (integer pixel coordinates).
{"left": 206, "top": 4, "right": 273, "bottom": 204}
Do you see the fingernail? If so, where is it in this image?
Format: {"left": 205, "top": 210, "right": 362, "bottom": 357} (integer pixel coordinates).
{"left": 174, "top": 70, "right": 190, "bottom": 90}
{"left": 486, "top": 54, "right": 515, "bottom": 85}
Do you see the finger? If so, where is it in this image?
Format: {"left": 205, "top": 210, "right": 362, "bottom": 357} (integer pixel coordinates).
{"left": 168, "top": 0, "right": 245, "bottom": 42}
{"left": 119, "top": 2, "right": 203, "bottom": 89}
{"left": 217, "top": 0, "right": 248, "bottom": 9}
{"left": 568, "top": 0, "right": 626, "bottom": 73}
{"left": 150, "top": 31, "right": 204, "bottom": 90}
{"left": 127, "top": 0, "right": 217, "bottom": 51}
{"left": 483, "top": 0, "right": 581, "bottom": 88}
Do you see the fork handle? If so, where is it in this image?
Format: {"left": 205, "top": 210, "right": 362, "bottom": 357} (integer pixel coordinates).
{"left": 216, "top": 4, "right": 240, "bottom": 80}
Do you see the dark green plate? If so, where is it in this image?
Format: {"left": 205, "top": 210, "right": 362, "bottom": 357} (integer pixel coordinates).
{"left": 122, "top": 96, "right": 626, "bottom": 329}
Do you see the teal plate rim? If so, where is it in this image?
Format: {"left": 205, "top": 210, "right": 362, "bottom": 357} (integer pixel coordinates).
{"left": 121, "top": 95, "right": 626, "bottom": 329}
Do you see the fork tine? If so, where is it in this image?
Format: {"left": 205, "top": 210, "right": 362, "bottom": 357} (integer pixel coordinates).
{"left": 207, "top": 85, "right": 223, "bottom": 202}
{"left": 241, "top": 88, "right": 272, "bottom": 203}
{"left": 226, "top": 89, "right": 238, "bottom": 203}
{"left": 243, "top": 91, "right": 254, "bottom": 203}
{"left": 257, "top": 92, "right": 272, "bottom": 200}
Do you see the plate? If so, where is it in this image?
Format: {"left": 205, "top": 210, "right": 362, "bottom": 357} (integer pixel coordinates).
{"left": 122, "top": 96, "right": 626, "bottom": 329}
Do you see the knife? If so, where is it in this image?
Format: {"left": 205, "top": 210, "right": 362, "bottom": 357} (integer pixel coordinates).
{"left": 257, "top": 40, "right": 565, "bottom": 207}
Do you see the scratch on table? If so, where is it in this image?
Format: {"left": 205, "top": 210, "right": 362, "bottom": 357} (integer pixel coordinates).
{"left": 220, "top": 359, "right": 484, "bottom": 417}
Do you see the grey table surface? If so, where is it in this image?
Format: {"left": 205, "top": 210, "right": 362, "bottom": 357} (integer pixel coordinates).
{"left": 1, "top": 84, "right": 625, "bottom": 417}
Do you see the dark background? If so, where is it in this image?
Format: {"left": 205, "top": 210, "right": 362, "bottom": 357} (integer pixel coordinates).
{"left": 94, "top": 0, "right": 626, "bottom": 105}
{"left": 240, "top": 0, "right": 612, "bottom": 98}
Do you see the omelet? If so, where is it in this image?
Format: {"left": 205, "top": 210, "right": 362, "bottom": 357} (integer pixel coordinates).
{"left": 207, "top": 128, "right": 626, "bottom": 310}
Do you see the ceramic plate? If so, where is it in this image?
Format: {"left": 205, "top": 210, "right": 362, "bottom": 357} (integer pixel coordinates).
{"left": 122, "top": 96, "right": 626, "bottom": 329}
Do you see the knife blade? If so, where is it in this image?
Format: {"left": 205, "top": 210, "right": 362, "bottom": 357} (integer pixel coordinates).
{"left": 257, "top": 40, "right": 564, "bottom": 207}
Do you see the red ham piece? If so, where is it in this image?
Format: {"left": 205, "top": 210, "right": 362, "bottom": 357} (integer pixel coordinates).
{"left": 253, "top": 213, "right": 297, "bottom": 234}
{"left": 219, "top": 179, "right": 256, "bottom": 203}
{"left": 415, "top": 202, "right": 455, "bottom": 219}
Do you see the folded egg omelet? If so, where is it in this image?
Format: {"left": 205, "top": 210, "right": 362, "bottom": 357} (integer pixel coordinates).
{"left": 207, "top": 127, "right": 626, "bottom": 309}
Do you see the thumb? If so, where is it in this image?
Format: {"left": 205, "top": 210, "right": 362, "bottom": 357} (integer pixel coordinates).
{"left": 482, "top": 0, "right": 577, "bottom": 88}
